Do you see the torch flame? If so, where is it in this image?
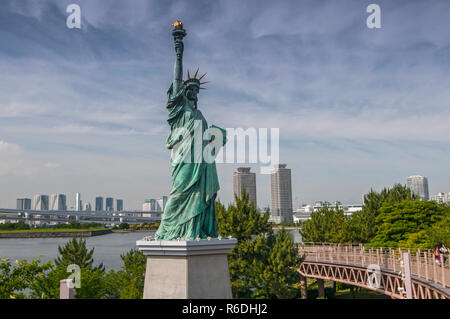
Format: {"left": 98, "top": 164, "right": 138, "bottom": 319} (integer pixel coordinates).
{"left": 172, "top": 20, "right": 183, "bottom": 29}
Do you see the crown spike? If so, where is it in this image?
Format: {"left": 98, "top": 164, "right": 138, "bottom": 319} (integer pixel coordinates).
{"left": 187, "top": 69, "right": 191, "bottom": 79}
{"left": 198, "top": 73, "right": 207, "bottom": 81}
{"left": 194, "top": 68, "right": 199, "bottom": 79}
{"left": 199, "top": 87, "right": 207, "bottom": 90}
{"left": 200, "top": 81, "right": 209, "bottom": 85}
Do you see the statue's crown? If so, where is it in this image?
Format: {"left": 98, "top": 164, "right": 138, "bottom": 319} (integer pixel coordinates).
{"left": 184, "top": 68, "right": 208, "bottom": 90}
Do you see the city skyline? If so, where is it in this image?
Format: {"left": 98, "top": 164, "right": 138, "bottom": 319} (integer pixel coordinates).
{"left": 11, "top": 193, "right": 127, "bottom": 211}
{"left": 3, "top": 171, "right": 446, "bottom": 211}
{"left": 1, "top": 0, "right": 450, "bottom": 210}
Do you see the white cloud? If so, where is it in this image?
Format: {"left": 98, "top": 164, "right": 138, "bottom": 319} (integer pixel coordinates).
{"left": 0, "top": 140, "right": 21, "bottom": 155}
{"left": 0, "top": 141, "right": 39, "bottom": 178}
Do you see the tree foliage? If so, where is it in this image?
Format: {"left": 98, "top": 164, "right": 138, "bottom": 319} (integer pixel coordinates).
{"left": 28, "top": 238, "right": 106, "bottom": 298}
{"left": 368, "top": 200, "right": 450, "bottom": 248}
{"left": 29, "top": 238, "right": 146, "bottom": 299}
{"left": 55, "top": 238, "right": 104, "bottom": 272}
{"left": 0, "top": 257, "right": 52, "bottom": 299}
{"left": 349, "top": 184, "right": 416, "bottom": 243}
{"left": 118, "top": 223, "right": 130, "bottom": 230}
{"left": 216, "top": 190, "right": 303, "bottom": 299}
{"left": 300, "top": 205, "right": 351, "bottom": 243}
{"left": 104, "top": 249, "right": 146, "bottom": 299}
{"left": 216, "top": 190, "right": 271, "bottom": 241}
{"left": 0, "top": 221, "right": 30, "bottom": 231}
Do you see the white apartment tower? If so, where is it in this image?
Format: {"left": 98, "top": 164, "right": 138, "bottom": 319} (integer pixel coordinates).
{"left": 75, "top": 192, "right": 82, "bottom": 211}
{"left": 233, "top": 167, "right": 257, "bottom": 207}
{"left": 270, "top": 164, "right": 293, "bottom": 223}
{"left": 407, "top": 175, "right": 429, "bottom": 201}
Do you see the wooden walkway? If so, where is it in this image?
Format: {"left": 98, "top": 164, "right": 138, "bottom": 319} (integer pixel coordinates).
{"left": 298, "top": 243, "right": 450, "bottom": 299}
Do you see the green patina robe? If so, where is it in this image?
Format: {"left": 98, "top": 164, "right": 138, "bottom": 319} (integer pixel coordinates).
{"left": 154, "top": 84, "right": 225, "bottom": 240}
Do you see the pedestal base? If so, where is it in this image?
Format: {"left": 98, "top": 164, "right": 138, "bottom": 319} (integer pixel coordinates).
{"left": 136, "top": 238, "right": 237, "bottom": 299}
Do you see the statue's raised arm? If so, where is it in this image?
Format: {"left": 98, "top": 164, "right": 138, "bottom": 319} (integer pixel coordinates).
{"left": 172, "top": 20, "right": 186, "bottom": 94}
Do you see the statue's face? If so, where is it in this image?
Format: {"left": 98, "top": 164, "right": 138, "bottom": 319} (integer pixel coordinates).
{"left": 186, "top": 86, "right": 199, "bottom": 102}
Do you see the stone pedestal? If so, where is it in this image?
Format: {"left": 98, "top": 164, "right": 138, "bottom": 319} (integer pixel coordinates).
{"left": 136, "top": 237, "right": 237, "bottom": 299}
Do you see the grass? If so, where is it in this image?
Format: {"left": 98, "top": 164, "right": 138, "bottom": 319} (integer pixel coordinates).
{"left": 0, "top": 228, "right": 108, "bottom": 233}
{"left": 334, "top": 288, "right": 390, "bottom": 299}
{"left": 306, "top": 278, "right": 390, "bottom": 299}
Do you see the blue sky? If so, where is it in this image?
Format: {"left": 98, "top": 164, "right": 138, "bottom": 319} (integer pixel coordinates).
{"left": 1, "top": 0, "right": 449, "bottom": 210}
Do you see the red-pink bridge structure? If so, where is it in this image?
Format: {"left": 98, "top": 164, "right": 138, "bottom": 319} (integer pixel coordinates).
{"left": 298, "top": 243, "right": 450, "bottom": 299}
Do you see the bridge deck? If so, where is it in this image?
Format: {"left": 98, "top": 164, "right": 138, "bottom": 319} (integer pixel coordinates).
{"left": 298, "top": 243, "right": 449, "bottom": 299}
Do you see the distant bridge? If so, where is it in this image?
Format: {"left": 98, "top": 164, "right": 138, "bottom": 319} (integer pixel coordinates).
{"left": 0, "top": 208, "right": 162, "bottom": 226}
{"left": 298, "top": 243, "right": 450, "bottom": 299}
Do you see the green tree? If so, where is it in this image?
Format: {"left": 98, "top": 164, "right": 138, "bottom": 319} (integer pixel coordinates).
{"left": 368, "top": 200, "right": 447, "bottom": 248}
{"left": 55, "top": 238, "right": 104, "bottom": 271}
{"left": 2, "top": 242, "right": 147, "bottom": 299}
{"left": 0, "top": 257, "right": 52, "bottom": 299}
{"left": 29, "top": 264, "right": 65, "bottom": 299}
{"left": 426, "top": 207, "right": 450, "bottom": 246}
{"left": 216, "top": 191, "right": 303, "bottom": 299}
{"left": 33, "top": 238, "right": 107, "bottom": 299}
{"left": 104, "top": 249, "right": 146, "bottom": 299}
{"left": 401, "top": 210, "right": 450, "bottom": 249}
{"left": 255, "top": 229, "right": 303, "bottom": 298}
{"left": 217, "top": 191, "right": 271, "bottom": 242}
{"left": 118, "top": 223, "right": 130, "bottom": 230}
{"left": 350, "top": 184, "right": 416, "bottom": 243}
{"left": 0, "top": 221, "right": 30, "bottom": 231}
{"left": 300, "top": 205, "right": 350, "bottom": 243}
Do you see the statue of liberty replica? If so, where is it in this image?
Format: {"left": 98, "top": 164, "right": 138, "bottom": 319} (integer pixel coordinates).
{"left": 137, "top": 21, "right": 236, "bottom": 299}
{"left": 154, "top": 20, "right": 226, "bottom": 241}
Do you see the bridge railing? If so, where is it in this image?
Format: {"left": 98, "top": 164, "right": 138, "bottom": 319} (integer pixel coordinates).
{"left": 299, "top": 242, "right": 450, "bottom": 289}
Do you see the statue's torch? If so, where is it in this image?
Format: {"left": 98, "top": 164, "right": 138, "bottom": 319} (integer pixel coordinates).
{"left": 172, "top": 20, "right": 186, "bottom": 56}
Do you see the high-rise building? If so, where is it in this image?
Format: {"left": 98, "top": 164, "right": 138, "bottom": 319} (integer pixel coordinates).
{"left": 407, "top": 175, "right": 429, "bottom": 200}
{"left": 116, "top": 199, "right": 123, "bottom": 211}
{"left": 233, "top": 167, "right": 257, "bottom": 207}
{"left": 75, "top": 193, "right": 81, "bottom": 211}
{"left": 50, "top": 194, "right": 67, "bottom": 211}
{"left": 156, "top": 196, "right": 168, "bottom": 212}
{"left": 270, "top": 164, "right": 293, "bottom": 223}
{"left": 84, "top": 202, "right": 92, "bottom": 211}
{"left": 143, "top": 199, "right": 157, "bottom": 212}
{"left": 95, "top": 197, "right": 103, "bottom": 211}
{"left": 16, "top": 198, "right": 31, "bottom": 210}
{"left": 105, "top": 197, "right": 114, "bottom": 212}
{"left": 33, "top": 195, "right": 49, "bottom": 210}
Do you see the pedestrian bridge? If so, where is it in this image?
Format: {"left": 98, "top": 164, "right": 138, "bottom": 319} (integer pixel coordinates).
{"left": 298, "top": 243, "right": 450, "bottom": 299}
